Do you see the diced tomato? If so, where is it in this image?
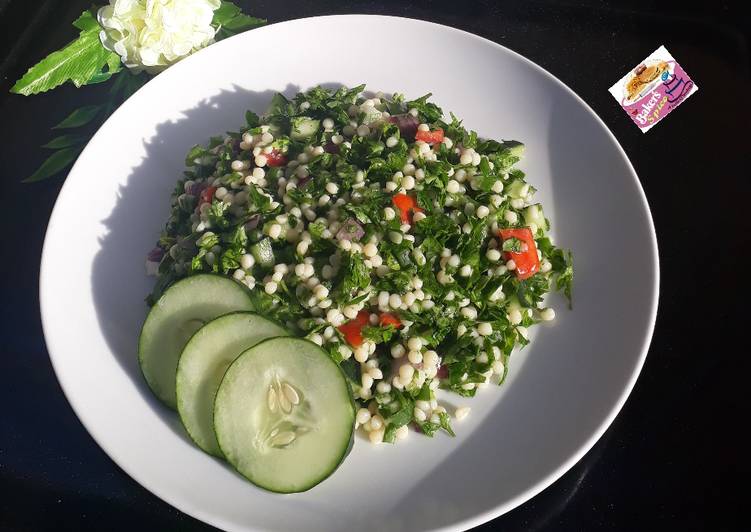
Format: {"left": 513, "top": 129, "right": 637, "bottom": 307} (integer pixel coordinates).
{"left": 415, "top": 128, "right": 445, "bottom": 145}
{"left": 337, "top": 310, "right": 371, "bottom": 347}
{"left": 265, "top": 149, "right": 287, "bottom": 167}
{"left": 379, "top": 313, "right": 402, "bottom": 329}
{"left": 198, "top": 186, "right": 217, "bottom": 206}
{"left": 392, "top": 193, "right": 423, "bottom": 224}
{"left": 498, "top": 227, "right": 540, "bottom": 280}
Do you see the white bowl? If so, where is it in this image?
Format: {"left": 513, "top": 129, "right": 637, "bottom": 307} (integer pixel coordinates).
{"left": 40, "top": 15, "right": 658, "bottom": 532}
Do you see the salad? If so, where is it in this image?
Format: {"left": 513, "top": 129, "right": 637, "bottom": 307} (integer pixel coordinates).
{"left": 140, "top": 85, "right": 572, "bottom": 491}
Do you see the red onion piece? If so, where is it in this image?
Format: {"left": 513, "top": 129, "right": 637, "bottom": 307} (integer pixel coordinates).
{"left": 324, "top": 141, "right": 340, "bottom": 154}
{"left": 389, "top": 114, "right": 419, "bottom": 141}
{"left": 147, "top": 247, "right": 164, "bottom": 262}
{"left": 336, "top": 218, "right": 364, "bottom": 241}
{"left": 244, "top": 214, "right": 261, "bottom": 230}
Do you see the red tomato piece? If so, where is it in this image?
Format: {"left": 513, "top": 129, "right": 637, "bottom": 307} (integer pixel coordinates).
{"left": 265, "top": 149, "right": 287, "bottom": 167}
{"left": 414, "top": 128, "right": 444, "bottom": 145}
{"left": 198, "top": 186, "right": 217, "bottom": 206}
{"left": 379, "top": 313, "right": 402, "bottom": 329}
{"left": 337, "top": 310, "right": 371, "bottom": 347}
{"left": 498, "top": 227, "right": 541, "bottom": 280}
{"left": 392, "top": 193, "right": 423, "bottom": 224}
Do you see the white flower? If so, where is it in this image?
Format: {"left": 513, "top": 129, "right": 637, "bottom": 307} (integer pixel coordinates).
{"left": 98, "top": 0, "right": 221, "bottom": 73}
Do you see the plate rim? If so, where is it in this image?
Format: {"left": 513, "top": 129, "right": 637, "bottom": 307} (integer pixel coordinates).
{"left": 39, "top": 14, "right": 659, "bottom": 532}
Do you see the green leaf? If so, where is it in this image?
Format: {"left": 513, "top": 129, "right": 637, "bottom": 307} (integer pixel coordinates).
{"left": 41, "top": 134, "right": 87, "bottom": 149}
{"left": 86, "top": 52, "right": 123, "bottom": 85}
{"left": 213, "top": 1, "right": 266, "bottom": 39}
{"left": 54, "top": 105, "right": 102, "bottom": 129}
{"left": 72, "top": 9, "right": 99, "bottom": 31}
{"left": 502, "top": 237, "right": 523, "bottom": 253}
{"left": 11, "top": 11, "right": 113, "bottom": 96}
{"left": 212, "top": 1, "right": 242, "bottom": 24}
{"left": 23, "top": 147, "right": 80, "bottom": 182}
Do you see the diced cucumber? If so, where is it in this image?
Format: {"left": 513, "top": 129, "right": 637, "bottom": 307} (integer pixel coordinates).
{"left": 214, "top": 337, "right": 355, "bottom": 493}
{"left": 176, "top": 312, "right": 288, "bottom": 456}
{"left": 360, "top": 105, "right": 383, "bottom": 125}
{"left": 502, "top": 140, "right": 525, "bottom": 157}
{"left": 138, "top": 275, "right": 254, "bottom": 409}
{"left": 250, "top": 238, "right": 274, "bottom": 268}
{"left": 523, "top": 203, "right": 549, "bottom": 234}
{"left": 504, "top": 178, "right": 530, "bottom": 199}
{"left": 290, "top": 117, "right": 320, "bottom": 141}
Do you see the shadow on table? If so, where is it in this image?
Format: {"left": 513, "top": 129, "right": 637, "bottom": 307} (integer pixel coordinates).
{"left": 90, "top": 83, "right": 300, "bottom": 443}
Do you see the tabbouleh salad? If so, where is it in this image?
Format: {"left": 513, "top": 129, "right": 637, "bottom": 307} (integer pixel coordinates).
{"left": 145, "top": 85, "right": 573, "bottom": 445}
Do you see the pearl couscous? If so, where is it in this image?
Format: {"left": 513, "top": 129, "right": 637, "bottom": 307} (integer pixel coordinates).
{"left": 146, "top": 85, "right": 573, "bottom": 444}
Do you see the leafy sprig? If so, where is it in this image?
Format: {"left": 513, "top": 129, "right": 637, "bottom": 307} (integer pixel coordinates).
{"left": 10, "top": 2, "right": 266, "bottom": 183}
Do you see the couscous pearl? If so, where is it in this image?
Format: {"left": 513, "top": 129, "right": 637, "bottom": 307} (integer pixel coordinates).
{"left": 356, "top": 408, "right": 371, "bottom": 424}
{"left": 446, "top": 179, "right": 461, "bottom": 194}
{"left": 506, "top": 259, "right": 517, "bottom": 271}
{"left": 540, "top": 307, "right": 556, "bottom": 321}
{"left": 325, "top": 182, "right": 339, "bottom": 194}
{"left": 541, "top": 260, "right": 552, "bottom": 273}
{"left": 492, "top": 360, "right": 505, "bottom": 374}
{"left": 331, "top": 134, "right": 343, "bottom": 144}
{"left": 478, "top": 322, "right": 493, "bottom": 336}
{"left": 363, "top": 243, "right": 378, "bottom": 257}
{"left": 240, "top": 253, "right": 255, "bottom": 269}
{"left": 402, "top": 175, "right": 415, "bottom": 190}
{"left": 504, "top": 210, "right": 518, "bottom": 224}
{"left": 232, "top": 269, "right": 245, "bottom": 280}
{"left": 413, "top": 407, "right": 427, "bottom": 422}
{"left": 412, "top": 211, "right": 427, "bottom": 223}
{"left": 423, "top": 350, "right": 439, "bottom": 366}
{"left": 322, "top": 118, "right": 334, "bottom": 130}
{"left": 486, "top": 249, "right": 502, "bottom": 262}
{"left": 461, "top": 306, "right": 478, "bottom": 320}
{"left": 264, "top": 281, "right": 278, "bottom": 294}
{"left": 368, "top": 428, "right": 384, "bottom": 444}
{"left": 391, "top": 343, "right": 406, "bottom": 358}
{"left": 356, "top": 125, "right": 370, "bottom": 137}
{"left": 459, "top": 265, "right": 472, "bottom": 277}
{"left": 517, "top": 326, "right": 529, "bottom": 340}
{"left": 459, "top": 150, "right": 473, "bottom": 165}
{"left": 268, "top": 224, "right": 282, "bottom": 239}
{"left": 448, "top": 254, "right": 460, "bottom": 268}
{"left": 361, "top": 374, "right": 374, "bottom": 389}
{"left": 376, "top": 381, "right": 391, "bottom": 394}
{"left": 476, "top": 205, "right": 490, "bottom": 218}
{"left": 408, "top": 350, "right": 423, "bottom": 364}
{"left": 455, "top": 407, "right": 471, "bottom": 420}
{"left": 509, "top": 309, "right": 523, "bottom": 325}
{"left": 399, "top": 364, "right": 415, "bottom": 383}
{"left": 386, "top": 136, "right": 398, "bottom": 148}
{"left": 254, "top": 154, "right": 268, "bottom": 167}
{"left": 407, "top": 337, "right": 423, "bottom": 351}
{"left": 389, "top": 294, "right": 402, "bottom": 309}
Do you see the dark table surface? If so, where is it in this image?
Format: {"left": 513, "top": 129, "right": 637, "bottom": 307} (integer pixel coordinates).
{"left": 1, "top": 1, "right": 749, "bottom": 531}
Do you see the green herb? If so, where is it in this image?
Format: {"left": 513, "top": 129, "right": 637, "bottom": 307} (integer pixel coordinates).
{"left": 502, "top": 237, "right": 523, "bottom": 253}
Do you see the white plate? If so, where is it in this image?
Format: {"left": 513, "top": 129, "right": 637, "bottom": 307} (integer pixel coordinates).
{"left": 40, "top": 15, "right": 658, "bottom": 532}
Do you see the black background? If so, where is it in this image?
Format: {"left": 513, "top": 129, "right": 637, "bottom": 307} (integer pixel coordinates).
{"left": 1, "top": 1, "right": 749, "bottom": 530}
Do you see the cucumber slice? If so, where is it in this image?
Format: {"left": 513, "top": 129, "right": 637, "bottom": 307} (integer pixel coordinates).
{"left": 138, "top": 274, "right": 254, "bottom": 409}
{"left": 250, "top": 238, "right": 274, "bottom": 268}
{"left": 523, "top": 203, "right": 549, "bottom": 235}
{"left": 504, "top": 178, "right": 529, "bottom": 199}
{"left": 214, "top": 337, "right": 355, "bottom": 493}
{"left": 290, "top": 117, "right": 320, "bottom": 141}
{"left": 176, "top": 312, "right": 288, "bottom": 456}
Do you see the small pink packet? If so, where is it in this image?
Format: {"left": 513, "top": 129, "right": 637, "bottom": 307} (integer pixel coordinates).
{"left": 609, "top": 45, "right": 698, "bottom": 133}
